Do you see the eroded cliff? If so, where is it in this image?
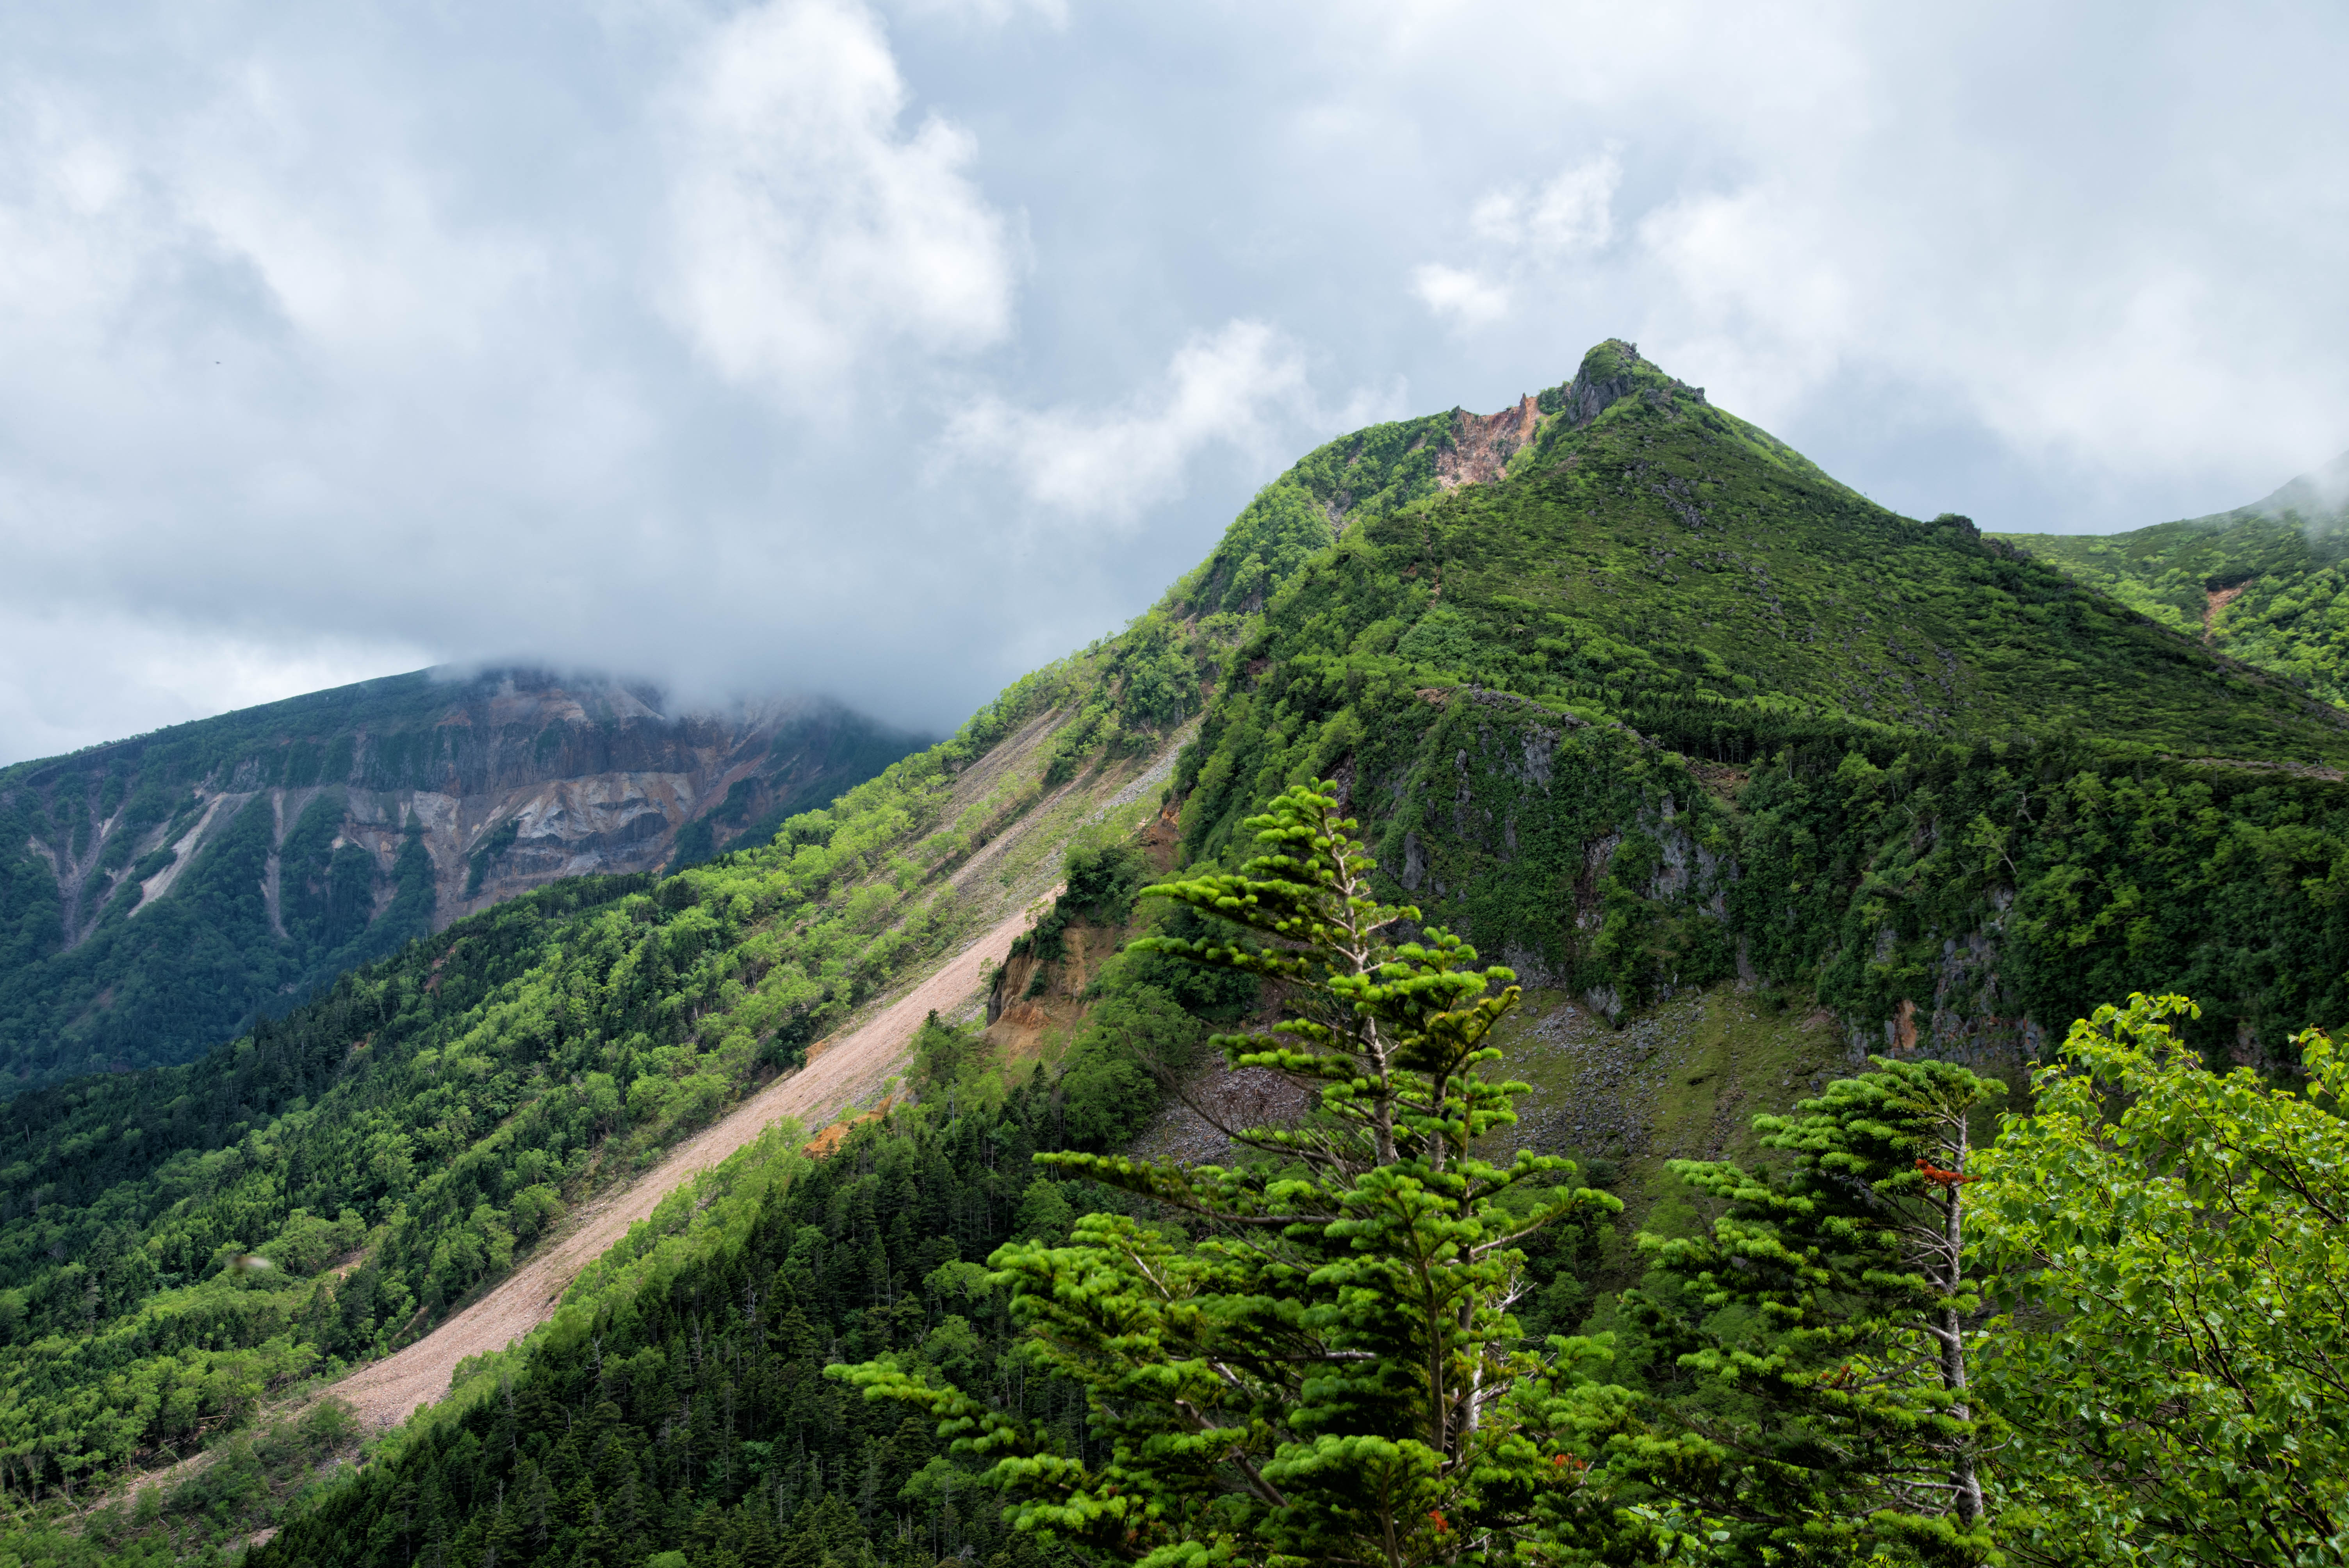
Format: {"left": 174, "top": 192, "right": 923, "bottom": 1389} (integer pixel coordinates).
{"left": 0, "top": 668, "right": 921, "bottom": 1082}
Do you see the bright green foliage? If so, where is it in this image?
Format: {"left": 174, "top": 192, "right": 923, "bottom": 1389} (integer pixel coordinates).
{"left": 1620, "top": 1060, "right": 2005, "bottom": 1566}
{"left": 1998, "top": 455, "right": 2349, "bottom": 706}
{"left": 837, "top": 784, "right": 1631, "bottom": 1567}
{"left": 1009, "top": 832, "right": 1154, "bottom": 965}
{"left": 0, "top": 653, "right": 1112, "bottom": 1502}
{"left": 1170, "top": 343, "right": 2349, "bottom": 1061}
{"left": 0, "top": 390, "right": 1381, "bottom": 1513}
{"left": 1029, "top": 607, "right": 1231, "bottom": 786}
{"left": 1191, "top": 341, "right": 2349, "bottom": 768}
{"left": 1183, "top": 412, "right": 1461, "bottom": 617}
{"left": 1972, "top": 994, "right": 2349, "bottom": 1565}
{"left": 913, "top": 1009, "right": 984, "bottom": 1094}
{"left": 21, "top": 340, "right": 2349, "bottom": 1566}
{"left": 1053, "top": 984, "right": 1205, "bottom": 1153}
{"left": 1175, "top": 643, "right": 2349, "bottom": 1064}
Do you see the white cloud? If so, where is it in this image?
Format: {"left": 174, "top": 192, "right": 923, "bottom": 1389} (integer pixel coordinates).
{"left": 944, "top": 320, "right": 1328, "bottom": 523}
{"left": 1414, "top": 146, "right": 1620, "bottom": 330}
{"left": 0, "top": 609, "right": 430, "bottom": 763}
{"left": 887, "top": 0, "right": 1069, "bottom": 26}
{"left": 1470, "top": 148, "right": 1621, "bottom": 253}
{"left": 1411, "top": 263, "right": 1510, "bottom": 329}
{"left": 1362, "top": 7, "right": 2349, "bottom": 513}
{"left": 5, "top": 0, "right": 2349, "bottom": 762}
{"left": 660, "top": 0, "right": 1016, "bottom": 399}
{"left": 1626, "top": 147, "right": 2337, "bottom": 482}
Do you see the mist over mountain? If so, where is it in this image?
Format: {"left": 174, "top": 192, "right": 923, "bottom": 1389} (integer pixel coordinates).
{"left": 1998, "top": 453, "right": 2349, "bottom": 706}
{"left": 7, "top": 3, "right": 2349, "bottom": 767}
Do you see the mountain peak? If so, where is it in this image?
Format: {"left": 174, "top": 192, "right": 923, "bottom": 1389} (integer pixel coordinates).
{"left": 1545, "top": 338, "right": 1709, "bottom": 429}
{"left": 2249, "top": 448, "right": 2349, "bottom": 526}
{"left": 1429, "top": 341, "right": 1717, "bottom": 492}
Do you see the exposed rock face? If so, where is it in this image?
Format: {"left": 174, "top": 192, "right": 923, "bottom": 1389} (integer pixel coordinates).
{"left": 8, "top": 666, "right": 921, "bottom": 948}
{"left": 1558, "top": 337, "right": 1708, "bottom": 429}
{"left": 1847, "top": 920, "right": 2044, "bottom": 1076}
{"left": 1425, "top": 339, "right": 1715, "bottom": 495}
{"left": 1435, "top": 394, "right": 1545, "bottom": 489}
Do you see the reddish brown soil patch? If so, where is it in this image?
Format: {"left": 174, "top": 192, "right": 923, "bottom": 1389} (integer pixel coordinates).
{"left": 803, "top": 1098, "right": 894, "bottom": 1157}
{"left": 1435, "top": 395, "right": 1544, "bottom": 489}
{"left": 2204, "top": 581, "right": 2250, "bottom": 641}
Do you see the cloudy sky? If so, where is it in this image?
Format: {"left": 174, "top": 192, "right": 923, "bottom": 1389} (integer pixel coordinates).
{"left": 3, "top": 0, "right": 2345, "bottom": 762}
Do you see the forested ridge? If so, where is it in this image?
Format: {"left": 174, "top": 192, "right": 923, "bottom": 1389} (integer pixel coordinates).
{"left": 0, "top": 358, "right": 1483, "bottom": 1545}
{"left": 1172, "top": 342, "right": 2349, "bottom": 1063}
{"left": 4, "top": 340, "right": 2348, "bottom": 1566}
{"left": 1998, "top": 449, "right": 2349, "bottom": 705}
{"left": 0, "top": 635, "right": 1200, "bottom": 1516}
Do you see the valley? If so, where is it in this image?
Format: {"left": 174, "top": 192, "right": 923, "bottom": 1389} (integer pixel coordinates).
{"left": 4, "top": 340, "right": 2346, "bottom": 1568}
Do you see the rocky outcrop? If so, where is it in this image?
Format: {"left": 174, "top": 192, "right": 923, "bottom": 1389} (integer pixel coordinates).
{"left": 1843, "top": 915, "right": 2043, "bottom": 1076}
{"left": 1413, "top": 342, "right": 1715, "bottom": 502}
{"left": 1554, "top": 338, "right": 1709, "bottom": 429}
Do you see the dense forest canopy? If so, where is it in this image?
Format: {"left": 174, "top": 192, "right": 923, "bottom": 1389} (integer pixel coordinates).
{"left": 228, "top": 801, "right": 2347, "bottom": 1568}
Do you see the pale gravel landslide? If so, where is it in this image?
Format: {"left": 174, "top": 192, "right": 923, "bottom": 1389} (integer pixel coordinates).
{"left": 91, "top": 718, "right": 1192, "bottom": 1515}
{"left": 330, "top": 898, "right": 1046, "bottom": 1429}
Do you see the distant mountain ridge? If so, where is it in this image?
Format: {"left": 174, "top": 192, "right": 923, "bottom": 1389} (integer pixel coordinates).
{"left": 0, "top": 668, "right": 921, "bottom": 1087}
{"left": 1995, "top": 451, "right": 2349, "bottom": 706}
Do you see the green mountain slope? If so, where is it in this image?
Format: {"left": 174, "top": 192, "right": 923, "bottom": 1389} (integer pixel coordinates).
{"left": 0, "top": 638, "right": 1201, "bottom": 1527}
{"left": 0, "top": 387, "right": 1489, "bottom": 1529}
{"left": 1219, "top": 340, "right": 2347, "bottom": 761}
{"left": 1995, "top": 451, "right": 2349, "bottom": 705}
{"left": 0, "top": 671, "right": 920, "bottom": 1089}
{"left": 9, "top": 341, "right": 2349, "bottom": 1564}
{"left": 1174, "top": 342, "right": 2349, "bottom": 1064}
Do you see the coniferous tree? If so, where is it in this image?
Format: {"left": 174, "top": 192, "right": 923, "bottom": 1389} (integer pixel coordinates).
{"left": 838, "top": 782, "right": 1634, "bottom": 1566}
{"left": 1618, "top": 1056, "right": 2005, "bottom": 1566}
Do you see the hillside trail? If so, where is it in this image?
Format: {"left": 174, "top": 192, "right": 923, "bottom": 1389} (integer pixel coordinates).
{"left": 330, "top": 893, "right": 1049, "bottom": 1431}
{"left": 86, "top": 900, "right": 1050, "bottom": 1519}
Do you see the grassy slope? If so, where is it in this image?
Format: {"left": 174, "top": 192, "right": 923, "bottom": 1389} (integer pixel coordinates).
{"left": 1996, "top": 450, "right": 2349, "bottom": 707}
{"left": 1234, "top": 341, "right": 2349, "bottom": 765}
